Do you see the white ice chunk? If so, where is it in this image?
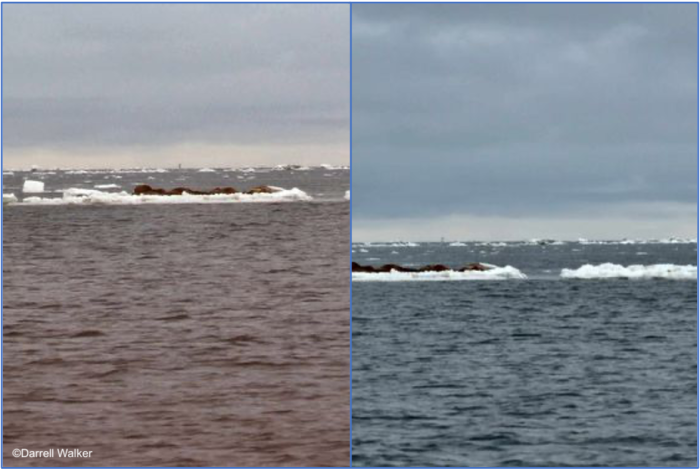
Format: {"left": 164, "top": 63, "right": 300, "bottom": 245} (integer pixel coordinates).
{"left": 22, "top": 180, "right": 45, "bottom": 193}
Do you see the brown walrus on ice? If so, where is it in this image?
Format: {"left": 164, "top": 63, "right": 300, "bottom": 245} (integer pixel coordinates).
{"left": 351, "top": 262, "right": 490, "bottom": 273}
{"left": 132, "top": 185, "right": 279, "bottom": 196}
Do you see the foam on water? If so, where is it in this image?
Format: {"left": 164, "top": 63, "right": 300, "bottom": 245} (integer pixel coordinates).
{"left": 352, "top": 265, "right": 527, "bottom": 282}
{"left": 3, "top": 193, "right": 18, "bottom": 203}
{"left": 561, "top": 263, "right": 697, "bottom": 280}
{"left": 11, "top": 187, "right": 312, "bottom": 205}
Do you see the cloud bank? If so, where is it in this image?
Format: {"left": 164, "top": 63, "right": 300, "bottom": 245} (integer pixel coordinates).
{"left": 352, "top": 3, "right": 697, "bottom": 241}
{"left": 3, "top": 4, "right": 349, "bottom": 168}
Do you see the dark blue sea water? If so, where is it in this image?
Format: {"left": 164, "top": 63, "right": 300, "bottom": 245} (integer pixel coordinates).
{"left": 352, "top": 241, "right": 697, "bottom": 467}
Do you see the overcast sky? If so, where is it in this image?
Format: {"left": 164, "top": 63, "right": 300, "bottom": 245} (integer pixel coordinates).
{"left": 3, "top": 4, "right": 349, "bottom": 169}
{"left": 352, "top": 3, "right": 697, "bottom": 241}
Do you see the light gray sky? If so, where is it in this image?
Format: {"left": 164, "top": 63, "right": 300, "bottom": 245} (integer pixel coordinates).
{"left": 3, "top": 4, "right": 349, "bottom": 169}
{"left": 352, "top": 3, "right": 698, "bottom": 241}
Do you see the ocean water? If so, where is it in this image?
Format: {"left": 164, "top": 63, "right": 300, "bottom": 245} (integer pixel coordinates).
{"left": 352, "top": 241, "right": 697, "bottom": 467}
{"left": 3, "top": 167, "right": 350, "bottom": 467}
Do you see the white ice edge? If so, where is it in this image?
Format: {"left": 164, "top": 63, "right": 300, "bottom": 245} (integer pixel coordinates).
{"left": 560, "top": 263, "right": 697, "bottom": 280}
{"left": 9, "top": 187, "right": 312, "bottom": 205}
{"left": 352, "top": 265, "right": 527, "bottom": 282}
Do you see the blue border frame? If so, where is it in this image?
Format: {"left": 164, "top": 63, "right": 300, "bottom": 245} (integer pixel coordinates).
{"left": 0, "top": 0, "right": 700, "bottom": 468}
{"left": 350, "top": 3, "right": 355, "bottom": 467}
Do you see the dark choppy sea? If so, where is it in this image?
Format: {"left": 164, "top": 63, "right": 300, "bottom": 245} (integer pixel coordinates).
{"left": 352, "top": 241, "right": 697, "bottom": 467}
{"left": 3, "top": 167, "right": 350, "bottom": 467}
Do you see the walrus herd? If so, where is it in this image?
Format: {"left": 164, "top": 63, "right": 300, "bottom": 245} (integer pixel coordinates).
{"left": 132, "top": 184, "right": 279, "bottom": 196}
{"left": 352, "top": 262, "right": 491, "bottom": 273}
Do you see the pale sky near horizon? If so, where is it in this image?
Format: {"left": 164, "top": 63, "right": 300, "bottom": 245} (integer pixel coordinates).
{"left": 3, "top": 4, "right": 349, "bottom": 169}
{"left": 352, "top": 3, "right": 698, "bottom": 242}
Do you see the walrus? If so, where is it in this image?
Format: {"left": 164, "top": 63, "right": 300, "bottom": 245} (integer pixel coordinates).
{"left": 458, "top": 263, "right": 490, "bottom": 272}
{"left": 352, "top": 262, "right": 491, "bottom": 273}
{"left": 133, "top": 185, "right": 167, "bottom": 195}
{"left": 132, "top": 185, "right": 239, "bottom": 196}
{"left": 245, "top": 185, "right": 277, "bottom": 195}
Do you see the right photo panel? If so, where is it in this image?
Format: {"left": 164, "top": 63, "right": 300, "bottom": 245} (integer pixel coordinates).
{"left": 351, "top": 3, "right": 698, "bottom": 468}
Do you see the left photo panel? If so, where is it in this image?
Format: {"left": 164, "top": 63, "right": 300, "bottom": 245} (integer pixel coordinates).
{"left": 2, "top": 3, "right": 350, "bottom": 467}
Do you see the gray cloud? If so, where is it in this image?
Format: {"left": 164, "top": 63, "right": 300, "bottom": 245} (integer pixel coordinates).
{"left": 3, "top": 4, "right": 349, "bottom": 167}
{"left": 352, "top": 3, "right": 697, "bottom": 240}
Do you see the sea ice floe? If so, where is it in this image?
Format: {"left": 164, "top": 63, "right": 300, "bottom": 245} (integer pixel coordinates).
{"left": 320, "top": 163, "right": 349, "bottom": 170}
{"left": 352, "top": 265, "right": 527, "bottom": 282}
{"left": 11, "top": 187, "right": 312, "bottom": 205}
{"left": 560, "top": 263, "right": 696, "bottom": 280}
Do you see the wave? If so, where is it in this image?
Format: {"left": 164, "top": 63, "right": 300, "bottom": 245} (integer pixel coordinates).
{"left": 9, "top": 187, "right": 312, "bottom": 205}
{"left": 352, "top": 265, "right": 527, "bottom": 282}
{"left": 3, "top": 193, "right": 18, "bottom": 203}
{"left": 561, "top": 263, "right": 696, "bottom": 280}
